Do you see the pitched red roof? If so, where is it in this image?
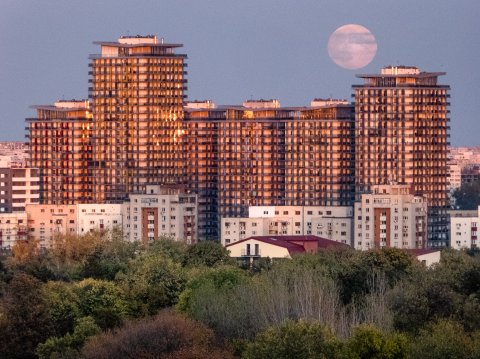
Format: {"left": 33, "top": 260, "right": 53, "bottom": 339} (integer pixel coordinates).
{"left": 225, "top": 236, "right": 305, "bottom": 255}
{"left": 225, "top": 235, "right": 349, "bottom": 256}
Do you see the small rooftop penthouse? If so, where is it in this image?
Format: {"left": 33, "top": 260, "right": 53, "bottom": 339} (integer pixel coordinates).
{"left": 92, "top": 35, "right": 184, "bottom": 58}
{"left": 356, "top": 65, "right": 446, "bottom": 87}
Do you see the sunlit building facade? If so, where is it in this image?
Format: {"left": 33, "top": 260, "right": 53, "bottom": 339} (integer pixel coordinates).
{"left": 185, "top": 99, "right": 355, "bottom": 240}
{"left": 89, "top": 35, "right": 187, "bottom": 203}
{"left": 353, "top": 66, "right": 450, "bottom": 246}
{"left": 354, "top": 184, "right": 428, "bottom": 250}
{"left": 26, "top": 100, "right": 93, "bottom": 204}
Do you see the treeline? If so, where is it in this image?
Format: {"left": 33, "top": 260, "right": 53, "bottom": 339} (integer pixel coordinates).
{"left": 1, "top": 231, "right": 480, "bottom": 358}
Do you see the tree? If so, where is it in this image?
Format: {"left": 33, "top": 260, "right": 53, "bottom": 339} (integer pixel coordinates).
{"left": 36, "top": 316, "right": 101, "bottom": 359}
{"left": 340, "top": 325, "right": 408, "bottom": 359}
{"left": 82, "top": 230, "right": 138, "bottom": 280}
{"left": 116, "top": 254, "right": 186, "bottom": 316}
{"left": 453, "top": 179, "right": 480, "bottom": 210}
{"left": 41, "top": 281, "right": 81, "bottom": 337}
{"left": 242, "top": 320, "right": 338, "bottom": 359}
{"left": 81, "top": 310, "right": 233, "bottom": 359}
{"left": 409, "top": 320, "right": 480, "bottom": 359}
{"left": 148, "top": 236, "right": 188, "bottom": 264}
{"left": 73, "top": 278, "right": 129, "bottom": 329}
{"left": 0, "top": 273, "right": 53, "bottom": 359}
{"left": 183, "top": 240, "right": 234, "bottom": 267}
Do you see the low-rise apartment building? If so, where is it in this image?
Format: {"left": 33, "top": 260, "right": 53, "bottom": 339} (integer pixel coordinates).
{"left": 0, "top": 167, "right": 40, "bottom": 213}
{"left": 77, "top": 204, "right": 123, "bottom": 235}
{"left": 24, "top": 186, "right": 198, "bottom": 247}
{"left": 0, "top": 212, "right": 28, "bottom": 249}
{"left": 26, "top": 204, "right": 77, "bottom": 247}
{"left": 125, "top": 186, "right": 197, "bottom": 244}
{"left": 221, "top": 206, "right": 353, "bottom": 246}
{"left": 354, "top": 184, "right": 428, "bottom": 250}
{"left": 450, "top": 209, "right": 479, "bottom": 250}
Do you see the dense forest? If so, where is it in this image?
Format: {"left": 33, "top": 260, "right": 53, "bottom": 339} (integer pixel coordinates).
{"left": 1, "top": 231, "right": 480, "bottom": 358}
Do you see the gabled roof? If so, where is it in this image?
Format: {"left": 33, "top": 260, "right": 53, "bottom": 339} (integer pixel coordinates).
{"left": 225, "top": 235, "right": 349, "bottom": 256}
{"left": 404, "top": 248, "right": 441, "bottom": 256}
{"left": 225, "top": 236, "right": 305, "bottom": 255}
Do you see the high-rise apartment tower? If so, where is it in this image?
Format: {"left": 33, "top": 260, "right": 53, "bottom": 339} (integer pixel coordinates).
{"left": 26, "top": 100, "right": 93, "bottom": 204}
{"left": 353, "top": 66, "right": 450, "bottom": 246}
{"left": 89, "top": 35, "right": 187, "bottom": 203}
{"left": 185, "top": 99, "right": 355, "bottom": 240}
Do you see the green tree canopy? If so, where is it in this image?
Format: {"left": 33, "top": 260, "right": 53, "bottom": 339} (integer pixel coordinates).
{"left": 242, "top": 320, "right": 338, "bottom": 359}
{"left": 0, "top": 273, "right": 53, "bottom": 359}
{"left": 453, "top": 179, "right": 480, "bottom": 210}
{"left": 116, "top": 254, "right": 186, "bottom": 316}
{"left": 183, "top": 240, "right": 234, "bottom": 267}
{"left": 73, "top": 278, "right": 129, "bottom": 329}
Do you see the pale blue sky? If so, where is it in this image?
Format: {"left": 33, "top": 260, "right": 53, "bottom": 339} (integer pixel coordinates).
{"left": 0, "top": 0, "right": 478, "bottom": 145}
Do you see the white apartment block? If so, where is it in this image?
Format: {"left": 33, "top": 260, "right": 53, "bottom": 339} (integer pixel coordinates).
{"left": 77, "top": 204, "right": 123, "bottom": 235}
{"left": 221, "top": 206, "right": 353, "bottom": 246}
{"left": 124, "top": 186, "right": 198, "bottom": 244}
{"left": 0, "top": 167, "right": 40, "bottom": 213}
{"left": 450, "top": 209, "right": 479, "bottom": 250}
{"left": 354, "top": 184, "right": 428, "bottom": 250}
{"left": 0, "top": 212, "right": 28, "bottom": 249}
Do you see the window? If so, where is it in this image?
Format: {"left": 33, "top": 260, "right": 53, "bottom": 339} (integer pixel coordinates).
{"left": 283, "top": 211, "right": 288, "bottom": 215}
{"left": 307, "top": 211, "right": 313, "bottom": 215}
{"left": 295, "top": 211, "right": 301, "bottom": 215}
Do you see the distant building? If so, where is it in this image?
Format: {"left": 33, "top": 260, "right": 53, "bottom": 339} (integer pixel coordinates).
{"left": 0, "top": 212, "right": 28, "bottom": 249}
{"left": 0, "top": 142, "right": 29, "bottom": 168}
{"left": 26, "top": 100, "right": 93, "bottom": 204}
{"left": 221, "top": 206, "right": 352, "bottom": 246}
{"left": 124, "top": 185, "right": 197, "bottom": 244}
{"left": 26, "top": 204, "right": 77, "bottom": 248}
{"left": 25, "top": 186, "right": 197, "bottom": 247}
{"left": 0, "top": 167, "right": 40, "bottom": 213}
{"left": 77, "top": 204, "right": 123, "bottom": 235}
{"left": 354, "top": 184, "right": 428, "bottom": 250}
{"left": 354, "top": 66, "right": 450, "bottom": 247}
{"left": 461, "top": 165, "right": 480, "bottom": 185}
{"left": 225, "top": 235, "right": 349, "bottom": 263}
{"left": 450, "top": 208, "right": 480, "bottom": 250}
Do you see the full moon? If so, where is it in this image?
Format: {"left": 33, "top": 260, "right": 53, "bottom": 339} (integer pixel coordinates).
{"left": 327, "top": 24, "right": 377, "bottom": 70}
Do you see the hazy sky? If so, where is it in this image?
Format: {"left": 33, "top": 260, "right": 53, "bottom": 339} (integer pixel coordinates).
{"left": 0, "top": 0, "right": 478, "bottom": 145}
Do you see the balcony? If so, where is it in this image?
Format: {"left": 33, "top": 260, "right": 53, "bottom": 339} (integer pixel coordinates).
{"left": 241, "top": 248, "right": 261, "bottom": 257}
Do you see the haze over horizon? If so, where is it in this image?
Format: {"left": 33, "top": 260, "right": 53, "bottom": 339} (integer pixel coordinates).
{"left": 0, "top": 0, "right": 478, "bottom": 146}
